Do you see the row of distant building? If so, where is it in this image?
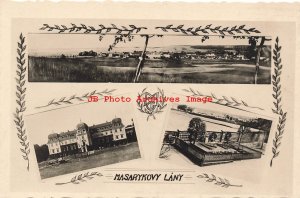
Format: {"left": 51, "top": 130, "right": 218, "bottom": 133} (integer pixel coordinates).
{"left": 176, "top": 105, "right": 258, "bottom": 124}
{"left": 44, "top": 49, "right": 270, "bottom": 62}
{"left": 47, "top": 118, "right": 137, "bottom": 159}
{"left": 75, "top": 50, "right": 251, "bottom": 60}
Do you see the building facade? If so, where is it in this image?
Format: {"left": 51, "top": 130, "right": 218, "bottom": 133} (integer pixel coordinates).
{"left": 47, "top": 118, "right": 135, "bottom": 158}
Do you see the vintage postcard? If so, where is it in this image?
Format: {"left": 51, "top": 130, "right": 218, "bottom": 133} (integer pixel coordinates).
{"left": 0, "top": 1, "right": 299, "bottom": 198}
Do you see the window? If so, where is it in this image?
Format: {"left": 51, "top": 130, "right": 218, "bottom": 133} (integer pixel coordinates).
{"left": 119, "top": 128, "right": 122, "bottom": 132}
{"left": 121, "top": 134, "right": 123, "bottom": 138}
{"left": 52, "top": 149, "right": 54, "bottom": 153}
{"left": 115, "top": 129, "right": 117, "bottom": 132}
{"left": 116, "top": 135, "right": 119, "bottom": 139}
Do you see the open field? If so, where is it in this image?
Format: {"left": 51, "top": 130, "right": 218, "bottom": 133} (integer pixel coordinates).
{"left": 29, "top": 56, "right": 271, "bottom": 83}
{"left": 38, "top": 142, "right": 140, "bottom": 179}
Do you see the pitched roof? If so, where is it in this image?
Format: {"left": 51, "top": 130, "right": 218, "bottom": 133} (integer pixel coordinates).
{"left": 48, "top": 118, "right": 123, "bottom": 141}
{"left": 59, "top": 130, "right": 76, "bottom": 141}
{"left": 90, "top": 121, "right": 112, "bottom": 130}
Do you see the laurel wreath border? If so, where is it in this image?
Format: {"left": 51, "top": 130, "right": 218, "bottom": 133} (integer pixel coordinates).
{"left": 14, "top": 33, "right": 30, "bottom": 171}
{"left": 197, "top": 173, "right": 242, "bottom": 188}
{"left": 35, "top": 89, "right": 116, "bottom": 109}
{"left": 40, "top": 23, "right": 147, "bottom": 35}
{"left": 182, "top": 88, "right": 264, "bottom": 110}
{"left": 40, "top": 23, "right": 261, "bottom": 36}
{"left": 14, "top": 24, "right": 285, "bottom": 183}
{"left": 55, "top": 171, "right": 103, "bottom": 185}
{"left": 156, "top": 24, "right": 260, "bottom": 35}
{"left": 137, "top": 88, "right": 167, "bottom": 121}
{"left": 270, "top": 37, "right": 287, "bottom": 167}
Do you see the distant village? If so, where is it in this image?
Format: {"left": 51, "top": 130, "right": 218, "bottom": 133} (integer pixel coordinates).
{"left": 51, "top": 46, "right": 270, "bottom": 62}
{"left": 75, "top": 50, "right": 251, "bottom": 61}
{"left": 176, "top": 105, "right": 272, "bottom": 131}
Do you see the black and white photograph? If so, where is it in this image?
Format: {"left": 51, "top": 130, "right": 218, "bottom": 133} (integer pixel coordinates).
{"left": 28, "top": 22, "right": 271, "bottom": 84}
{"left": 26, "top": 101, "right": 141, "bottom": 179}
{"left": 3, "top": 3, "right": 297, "bottom": 197}
{"left": 159, "top": 102, "right": 273, "bottom": 166}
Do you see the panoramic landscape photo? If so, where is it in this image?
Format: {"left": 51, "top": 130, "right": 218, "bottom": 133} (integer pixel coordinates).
{"left": 28, "top": 31, "right": 271, "bottom": 84}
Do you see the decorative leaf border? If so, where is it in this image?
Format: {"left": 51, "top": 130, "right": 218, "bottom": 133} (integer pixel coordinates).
{"left": 14, "top": 33, "right": 30, "bottom": 171}
{"left": 11, "top": 26, "right": 286, "bottom": 191}
{"left": 197, "top": 173, "right": 242, "bottom": 188}
{"left": 183, "top": 88, "right": 264, "bottom": 110}
{"left": 156, "top": 24, "right": 260, "bottom": 35}
{"left": 40, "top": 23, "right": 147, "bottom": 35}
{"left": 35, "top": 89, "right": 116, "bottom": 109}
{"left": 137, "top": 88, "right": 167, "bottom": 121}
{"left": 40, "top": 23, "right": 261, "bottom": 36}
{"left": 55, "top": 171, "right": 103, "bottom": 185}
{"left": 270, "top": 37, "right": 287, "bottom": 167}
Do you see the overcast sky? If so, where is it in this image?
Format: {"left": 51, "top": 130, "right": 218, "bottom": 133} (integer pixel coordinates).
{"left": 28, "top": 33, "right": 263, "bottom": 56}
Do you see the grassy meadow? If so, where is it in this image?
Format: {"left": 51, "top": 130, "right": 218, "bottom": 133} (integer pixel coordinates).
{"left": 29, "top": 56, "right": 271, "bottom": 84}
{"left": 39, "top": 142, "right": 140, "bottom": 179}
